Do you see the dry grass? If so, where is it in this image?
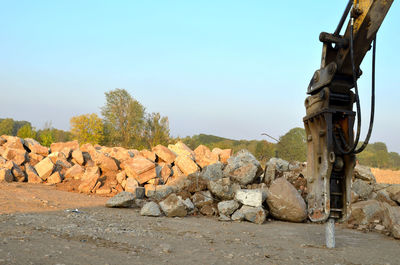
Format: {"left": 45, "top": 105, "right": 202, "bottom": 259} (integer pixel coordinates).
{"left": 371, "top": 168, "right": 400, "bottom": 184}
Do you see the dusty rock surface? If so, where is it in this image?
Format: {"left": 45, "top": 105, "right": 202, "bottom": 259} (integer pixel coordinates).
{"left": 1, "top": 182, "right": 400, "bottom": 265}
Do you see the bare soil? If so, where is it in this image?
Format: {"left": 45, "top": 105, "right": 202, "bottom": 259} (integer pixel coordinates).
{"left": 0, "top": 183, "right": 399, "bottom": 265}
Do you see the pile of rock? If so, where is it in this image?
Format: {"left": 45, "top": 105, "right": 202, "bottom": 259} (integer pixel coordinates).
{"left": 346, "top": 165, "right": 400, "bottom": 239}
{"left": 107, "top": 148, "right": 309, "bottom": 225}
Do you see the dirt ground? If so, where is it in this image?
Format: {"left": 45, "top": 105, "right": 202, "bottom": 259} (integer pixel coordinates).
{"left": 0, "top": 183, "right": 399, "bottom": 265}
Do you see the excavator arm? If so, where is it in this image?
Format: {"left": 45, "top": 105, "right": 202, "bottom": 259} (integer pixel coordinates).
{"left": 304, "top": 0, "right": 393, "bottom": 223}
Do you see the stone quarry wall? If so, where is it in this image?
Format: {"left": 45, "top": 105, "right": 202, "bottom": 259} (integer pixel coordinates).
{"left": 0, "top": 134, "right": 399, "bottom": 240}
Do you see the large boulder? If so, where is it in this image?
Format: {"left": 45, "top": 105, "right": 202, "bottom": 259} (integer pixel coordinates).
{"left": 26, "top": 165, "right": 42, "bottom": 184}
{"left": 145, "top": 184, "right": 176, "bottom": 201}
{"left": 140, "top": 201, "right": 162, "bottom": 217}
{"left": 122, "top": 156, "right": 156, "bottom": 184}
{"left": 50, "top": 140, "right": 79, "bottom": 153}
{"left": 217, "top": 200, "right": 240, "bottom": 216}
{"left": 201, "top": 162, "right": 224, "bottom": 181}
{"left": 175, "top": 155, "right": 199, "bottom": 176}
{"left": 47, "top": 171, "right": 62, "bottom": 184}
{"left": 71, "top": 149, "right": 85, "bottom": 165}
{"left": 354, "top": 164, "right": 376, "bottom": 183}
{"left": 238, "top": 205, "right": 267, "bottom": 224}
{"left": 78, "top": 166, "right": 100, "bottom": 193}
{"left": 23, "top": 138, "right": 48, "bottom": 156}
{"left": 235, "top": 189, "right": 266, "bottom": 207}
{"left": 266, "top": 178, "right": 307, "bottom": 222}
{"left": 159, "top": 193, "right": 187, "bottom": 217}
{"left": 64, "top": 164, "right": 84, "bottom": 180}
{"left": 168, "top": 141, "right": 195, "bottom": 158}
{"left": 223, "top": 150, "right": 263, "bottom": 185}
{"left": 348, "top": 200, "right": 386, "bottom": 225}
{"left": 106, "top": 191, "right": 136, "bottom": 208}
{"left": 211, "top": 148, "right": 232, "bottom": 164}
{"left": 152, "top": 145, "right": 177, "bottom": 164}
{"left": 208, "top": 177, "right": 240, "bottom": 200}
{"left": 140, "top": 149, "right": 156, "bottom": 162}
{"left": 385, "top": 185, "right": 400, "bottom": 205}
{"left": 352, "top": 179, "right": 373, "bottom": 200}
{"left": 1, "top": 136, "right": 25, "bottom": 150}
{"left": 194, "top": 145, "right": 219, "bottom": 168}
{"left": 382, "top": 203, "right": 400, "bottom": 239}
{"left": 0, "top": 168, "right": 13, "bottom": 182}
{"left": 191, "top": 191, "right": 214, "bottom": 208}
{"left": 376, "top": 189, "right": 398, "bottom": 206}
{"left": 2, "top": 148, "right": 27, "bottom": 165}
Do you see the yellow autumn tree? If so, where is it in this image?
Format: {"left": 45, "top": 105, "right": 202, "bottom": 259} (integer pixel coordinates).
{"left": 70, "top": 113, "right": 104, "bottom": 145}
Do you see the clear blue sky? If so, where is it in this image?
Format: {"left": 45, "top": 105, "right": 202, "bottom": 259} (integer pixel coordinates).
{"left": 1, "top": 1, "right": 399, "bottom": 152}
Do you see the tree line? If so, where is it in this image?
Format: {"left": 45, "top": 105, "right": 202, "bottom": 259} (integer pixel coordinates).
{"left": 1, "top": 88, "right": 399, "bottom": 169}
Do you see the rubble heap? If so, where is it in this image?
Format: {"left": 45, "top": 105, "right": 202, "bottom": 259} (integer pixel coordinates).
{"left": 0, "top": 134, "right": 399, "bottom": 240}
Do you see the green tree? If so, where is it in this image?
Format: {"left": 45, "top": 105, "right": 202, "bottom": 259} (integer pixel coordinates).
{"left": 0, "top": 118, "right": 14, "bottom": 136}
{"left": 276, "top": 127, "right": 307, "bottom": 162}
{"left": 17, "top": 123, "right": 37, "bottom": 139}
{"left": 143, "top": 112, "right": 170, "bottom": 148}
{"left": 101, "top": 89, "right": 145, "bottom": 148}
{"left": 70, "top": 113, "right": 104, "bottom": 145}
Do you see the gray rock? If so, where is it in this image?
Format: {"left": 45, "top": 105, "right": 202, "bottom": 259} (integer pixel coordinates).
{"left": 240, "top": 205, "right": 267, "bottom": 224}
{"left": 0, "top": 168, "right": 13, "bottom": 182}
{"left": 231, "top": 209, "right": 245, "bottom": 221}
{"left": 208, "top": 177, "right": 240, "bottom": 200}
{"left": 223, "top": 150, "right": 263, "bottom": 185}
{"left": 217, "top": 200, "right": 240, "bottom": 216}
{"left": 140, "top": 201, "right": 162, "bottom": 217}
{"left": 385, "top": 184, "right": 400, "bottom": 205}
{"left": 201, "top": 162, "right": 224, "bottom": 181}
{"left": 218, "top": 214, "right": 231, "bottom": 221}
{"left": 235, "top": 189, "right": 266, "bottom": 207}
{"left": 183, "top": 198, "right": 195, "bottom": 212}
{"left": 267, "top": 158, "right": 289, "bottom": 172}
{"left": 376, "top": 189, "right": 398, "bottom": 206}
{"left": 191, "top": 191, "right": 214, "bottom": 208}
{"left": 146, "top": 185, "right": 176, "bottom": 201}
{"left": 159, "top": 194, "right": 187, "bottom": 217}
{"left": 352, "top": 179, "right": 373, "bottom": 200}
{"left": 354, "top": 165, "right": 376, "bottom": 183}
{"left": 348, "top": 200, "right": 385, "bottom": 225}
{"left": 264, "top": 158, "right": 290, "bottom": 186}
{"left": 106, "top": 192, "right": 136, "bottom": 208}
{"left": 374, "top": 183, "right": 391, "bottom": 192}
{"left": 266, "top": 178, "right": 307, "bottom": 222}
{"left": 135, "top": 187, "right": 145, "bottom": 199}
{"left": 382, "top": 203, "right": 400, "bottom": 239}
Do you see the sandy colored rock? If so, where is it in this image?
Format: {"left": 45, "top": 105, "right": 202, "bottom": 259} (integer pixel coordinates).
{"left": 159, "top": 193, "right": 187, "bottom": 217}
{"left": 200, "top": 204, "right": 217, "bottom": 216}
{"left": 168, "top": 141, "right": 194, "bottom": 158}
{"left": 194, "top": 145, "right": 219, "bottom": 168}
{"left": 26, "top": 165, "right": 43, "bottom": 184}
{"left": 96, "top": 186, "right": 111, "bottom": 195}
{"left": 0, "top": 168, "right": 13, "bottom": 182}
{"left": 47, "top": 171, "right": 62, "bottom": 184}
{"left": 123, "top": 156, "right": 156, "bottom": 184}
{"left": 78, "top": 166, "right": 100, "bottom": 193}
{"left": 50, "top": 140, "right": 79, "bottom": 153}
{"left": 354, "top": 164, "right": 376, "bottom": 183}
{"left": 28, "top": 153, "right": 44, "bottom": 166}
{"left": 9, "top": 162, "right": 26, "bottom": 182}
{"left": 125, "top": 177, "right": 139, "bottom": 193}
{"left": 95, "top": 153, "right": 118, "bottom": 173}
{"left": 175, "top": 155, "right": 199, "bottom": 176}
{"left": 158, "top": 164, "right": 171, "bottom": 183}
{"left": 116, "top": 171, "right": 127, "bottom": 184}
{"left": 2, "top": 148, "right": 27, "bottom": 165}
{"left": 71, "top": 149, "right": 84, "bottom": 165}
{"left": 1, "top": 135, "right": 25, "bottom": 150}
{"left": 64, "top": 164, "right": 84, "bottom": 180}
{"left": 266, "top": 178, "right": 307, "bottom": 222}
{"left": 140, "top": 149, "right": 156, "bottom": 162}
{"left": 152, "top": 145, "right": 177, "bottom": 164}
{"left": 23, "top": 138, "right": 49, "bottom": 156}
{"left": 0, "top": 136, "right": 6, "bottom": 146}
{"left": 212, "top": 148, "right": 232, "bottom": 164}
